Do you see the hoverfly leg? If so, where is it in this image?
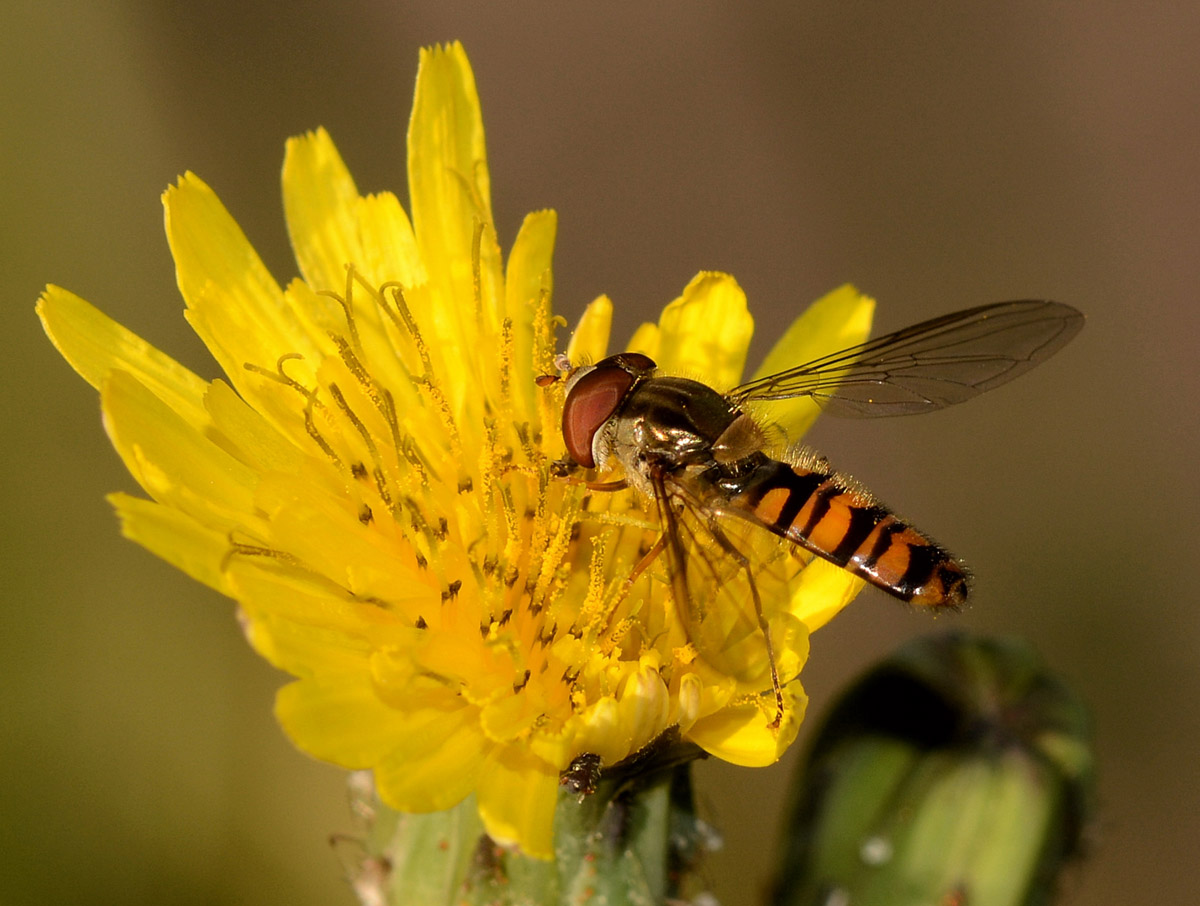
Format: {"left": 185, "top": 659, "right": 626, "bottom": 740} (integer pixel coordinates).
{"left": 546, "top": 455, "right": 629, "bottom": 493}
{"left": 597, "top": 533, "right": 666, "bottom": 620}
{"left": 584, "top": 478, "right": 630, "bottom": 492}
{"left": 626, "top": 533, "right": 667, "bottom": 588}
{"left": 549, "top": 456, "right": 579, "bottom": 478}
{"left": 699, "top": 517, "right": 785, "bottom": 729}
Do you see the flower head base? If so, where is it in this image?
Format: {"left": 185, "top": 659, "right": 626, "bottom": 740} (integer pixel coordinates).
{"left": 38, "top": 42, "right": 871, "bottom": 857}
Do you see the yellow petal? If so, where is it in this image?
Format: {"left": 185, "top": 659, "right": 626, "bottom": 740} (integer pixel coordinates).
{"left": 357, "top": 191, "right": 426, "bottom": 289}
{"left": 101, "top": 370, "right": 258, "bottom": 527}
{"left": 108, "top": 492, "right": 233, "bottom": 594}
{"left": 408, "top": 41, "right": 502, "bottom": 355}
{"left": 572, "top": 697, "right": 623, "bottom": 763}
{"left": 763, "top": 611, "right": 811, "bottom": 690}
{"left": 505, "top": 209, "right": 557, "bottom": 416}
{"left": 282, "top": 128, "right": 365, "bottom": 294}
{"left": 231, "top": 565, "right": 412, "bottom": 676}
{"left": 203, "top": 379, "right": 306, "bottom": 474}
{"left": 476, "top": 744, "right": 560, "bottom": 858}
{"left": 409, "top": 42, "right": 493, "bottom": 257}
{"left": 480, "top": 690, "right": 541, "bottom": 743}
{"left": 566, "top": 295, "right": 612, "bottom": 364}
{"left": 37, "top": 286, "right": 209, "bottom": 426}
{"left": 253, "top": 470, "right": 432, "bottom": 608}
{"left": 626, "top": 321, "right": 660, "bottom": 359}
{"left": 747, "top": 284, "right": 875, "bottom": 441}
{"left": 655, "top": 272, "right": 754, "bottom": 390}
{"left": 373, "top": 708, "right": 491, "bottom": 813}
{"left": 688, "top": 686, "right": 807, "bottom": 767}
{"left": 242, "top": 609, "right": 374, "bottom": 678}
{"left": 231, "top": 561, "right": 411, "bottom": 634}
{"left": 276, "top": 673, "right": 414, "bottom": 768}
{"left": 165, "top": 174, "right": 326, "bottom": 401}
{"left": 789, "top": 558, "right": 867, "bottom": 633}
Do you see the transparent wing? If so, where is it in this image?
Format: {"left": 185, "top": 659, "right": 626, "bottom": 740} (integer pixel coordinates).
{"left": 647, "top": 468, "right": 799, "bottom": 692}
{"left": 728, "top": 300, "right": 1083, "bottom": 417}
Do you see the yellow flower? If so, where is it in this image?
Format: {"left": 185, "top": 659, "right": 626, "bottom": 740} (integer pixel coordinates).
{"left": 38, "top": 42, "right": 872, "bottom": 857}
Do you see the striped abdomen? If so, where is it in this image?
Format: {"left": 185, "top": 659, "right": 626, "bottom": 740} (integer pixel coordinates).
{"left": 725, "top": 457, "right": 968, "bottom": 607}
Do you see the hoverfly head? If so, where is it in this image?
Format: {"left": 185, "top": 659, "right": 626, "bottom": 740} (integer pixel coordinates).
{"left": 560, "top": 353, "right": 656, "bottom": 468}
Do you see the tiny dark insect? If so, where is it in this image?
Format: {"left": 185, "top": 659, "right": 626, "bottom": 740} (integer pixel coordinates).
{"left": 555, "top": 300, "right": 1083, "bottom": 723}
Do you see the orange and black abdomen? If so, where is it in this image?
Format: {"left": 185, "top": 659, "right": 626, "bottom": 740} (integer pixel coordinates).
{"left": 729, "top": 458, "right": 968, "bottom": 608}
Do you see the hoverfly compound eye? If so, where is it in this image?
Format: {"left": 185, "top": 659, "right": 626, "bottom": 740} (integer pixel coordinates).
{"left": 561, "top": 355, "right": 653, "bottom": 468}
{"left": 562, "top": 366, "right": 633, "bottom": 468}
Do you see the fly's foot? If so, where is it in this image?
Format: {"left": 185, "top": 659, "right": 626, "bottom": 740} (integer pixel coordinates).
{"left": 549, "top": 456, "right": 578, "bottom": 478}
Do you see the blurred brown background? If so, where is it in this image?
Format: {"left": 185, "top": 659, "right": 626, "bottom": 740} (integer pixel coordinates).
{"left": 4, "top": 2, "right": 1197, "bottom": 904}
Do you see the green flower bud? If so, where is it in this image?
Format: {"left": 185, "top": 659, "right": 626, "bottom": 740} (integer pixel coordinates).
{"left": 771, "top": 633, "right": 1094, "bottom": 906}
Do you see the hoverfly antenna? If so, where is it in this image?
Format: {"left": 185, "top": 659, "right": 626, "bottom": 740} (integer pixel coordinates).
{"left": 536, "top": 353, "right": 581, "bottom": 387}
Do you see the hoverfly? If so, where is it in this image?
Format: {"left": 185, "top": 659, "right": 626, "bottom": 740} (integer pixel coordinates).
{"left": 555, "top": 299, "right": 1083, "bottom": 722}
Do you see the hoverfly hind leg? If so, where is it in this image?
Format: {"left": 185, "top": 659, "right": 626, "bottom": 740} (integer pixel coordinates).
{"left": 744, "top": 562, "right": 785, "bottom": 730}
{"left": 701, "top": 517, "right": 786, "bottom": 730}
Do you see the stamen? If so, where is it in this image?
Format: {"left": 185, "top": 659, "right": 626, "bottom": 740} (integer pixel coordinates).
{"left": 380, "top": 389, "right": 429, "bottom": 484}
{"left": 244, "top": 352, "right": 311, "bottom": 396}
{"left": 513, "top": 422, "right": 547, "bottom": 491}
{"left": 572, "top": 536, "right": 611, "bottom": 643}
{"left": 332, "top": 336, "right": 374, "bottom": 391}
{"left": 399, "top": 496, "right": 453, "bottom": 588}
{"left": 330, "top": 335, "right": 418, "bottom": 480}
{"left": 579, "top": 509, "right": 660, "bottom": 534}
{"left": 476, "top": 420, "right": 503, "bottom": 577}
{"left": 225, "top": 542, "right": 300, "bottom": 564}
{"left": 471, "top": 218, "right": 485, "bottom": 326}
{"left": 496, "top": 478, "right": 522, "bottom": 578}
{"left": 222, "top": 540, "right": 302, "bottom": 569}
{"left": 532, "top": 291, "right": 562, "bottom": 439}
{"left": 528, "top": 499, "right": 580, "bottom": 618}
{"left": 377, "top": 283, "right": 463, "bottom": 460}
{"left": 498, "top": 316, "right": 515, "bottom": 414}
{"left": 329, "top": 382, "right": 394, "bottom": 511}
{"left": 605, "top": 617, "right": 634, "bottom": 652}
{"left": 318, "top": 266, "right": 363, "bottom": 355}
{"left": 354, "top": 595, "right": 390, "bottom": 609}
{"left": 303, "top": 393, "right": 343, "bottom": 469}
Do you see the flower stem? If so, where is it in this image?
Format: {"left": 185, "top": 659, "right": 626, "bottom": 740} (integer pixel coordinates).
{"left": 345, "top": 745, "right": 713, "bottom": 906}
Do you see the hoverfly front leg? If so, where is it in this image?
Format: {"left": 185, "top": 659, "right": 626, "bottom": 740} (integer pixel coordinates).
{"left": 548, "top": 455, "right": 630, "bottom": 493}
